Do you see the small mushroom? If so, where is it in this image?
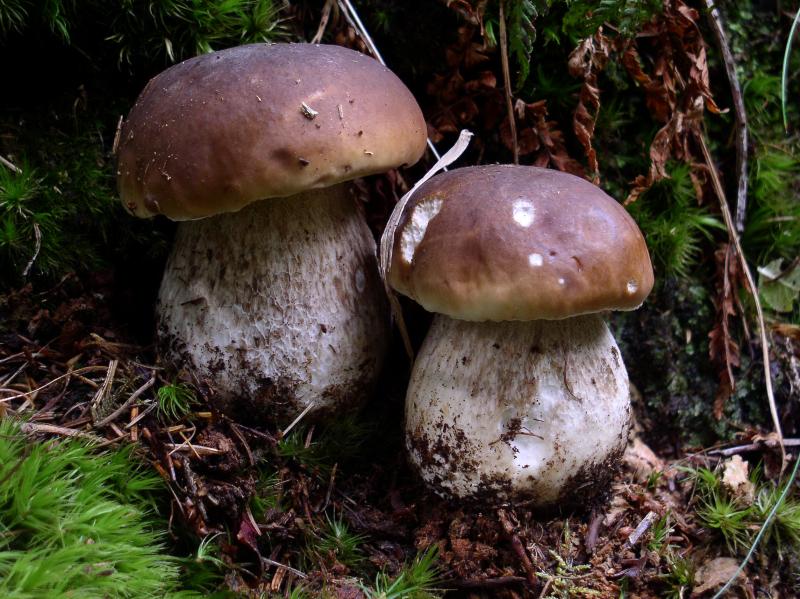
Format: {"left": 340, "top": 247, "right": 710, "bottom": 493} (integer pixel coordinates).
{"left": 386, "top": 165, "right": 654, "bottom": 504}
{"left": 117, "top": 44, "right": 427, "bottom": 422}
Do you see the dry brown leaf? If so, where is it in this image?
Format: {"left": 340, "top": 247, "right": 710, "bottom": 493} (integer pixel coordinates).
{"left": 691, "top": 557, "right": 741, "bottom": 596}
{"left": 721, "top": 455, "right": 755, "bottom": 504}
{"left": 569, "top": 32, "right": 611, "bottom": 183}
{"left": 709, "top": 244, "right": 742, "bottom": 418}
{"left": 622, "top": 0, "right": 722, "bottom": 204}
{"left": 624, "top": 436, "right": 665, "bottom": 483}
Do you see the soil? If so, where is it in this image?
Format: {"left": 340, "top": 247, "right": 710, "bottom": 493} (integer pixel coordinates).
{"left": 0, "top": 270, "right": 794, "bottom": 598}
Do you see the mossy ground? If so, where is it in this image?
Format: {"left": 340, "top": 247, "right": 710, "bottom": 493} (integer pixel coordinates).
{"left": 1, "top": 0, "right": 800, "bottom": 597}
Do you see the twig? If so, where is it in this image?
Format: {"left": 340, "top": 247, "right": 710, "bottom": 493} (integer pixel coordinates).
{"left": 0, "top": 362, "right": 28, "bottom": 388}
{"left": 537, "top": 578, "right": 553, "bottom": 599}
{"left": 378, "top": 130, "right": 473, "bottom": 361}
{"left": 90, "top": 359, "right": 118, "bottom": 422}
{"left": 712, "top": 456, "right": 800, "bottom": 599}
{"left": 697, "top": 130, "right": 785, "bottom": 469}
{"left": 311, "top": 0, "right": 335, "bottom": 43}
{"left": 22, "top": 222, "right": 42, "bottom": 277}
{"left": 497, "top": 508, "right": 539, "bottom": 588}
{"left": 321, "top": 462, "right": 337, "bottom": 512}
{"left": 704, "top": 0, "right": 749, "bottom": 232}
{"left": 261, "top": 557, "right": 308, "bottom": 579}
{"left": 125, "top": 401, "right": 157, "bottom": 428}
{"left": 0, "top": 365, "right": 109, "bottom": 403}
{"left": 585, "top": 511, "right": 604, "bottom": 552}
{"left": 230, "top": 422, "right": 255, "bottom": 466}
{"left": 164, "top": 442, "right": 225, "bottom": 456}
{"left": 498, "top": 0, "right": 519, "bottom": 165}
{"left": 0, "top": 154, "right": 21, "bottom": 173}
{"left": 708, "top": 438, "right": 800, "bottom": 457}
{"left": 336, "top": 0, "right": 442, "bottom": 162}
{"left": 229, "top": 422, "right": 278, "bottom": 445}
{"left": 626, "top": 510, "right": 657, "bottom": 548}
{"left": 281, "top": 402, "right": 315, "bottom": 438}
{"left": 781, "top": 7, "right": 800, "bottom": 132}
{"left": 20, "top": 421, "right": 106, "bottom": 443}
{"left": 95, "top": 375, "right": 156, "bottom": 427}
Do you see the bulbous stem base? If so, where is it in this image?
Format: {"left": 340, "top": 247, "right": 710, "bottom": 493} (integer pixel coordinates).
{"left": 405, "top": 313, "right": 630, "bottom": 504}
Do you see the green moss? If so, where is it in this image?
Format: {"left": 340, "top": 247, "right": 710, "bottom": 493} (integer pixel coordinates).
{"left": 614, "top": 278, "right": 722, "bottom": 444}
{"left": 0, "top": 94, "right": 171, "bottom": 288}
{"left": 0, "top": 419, "right": 197, "bottom": 598}
{"left": 627, "top": 162, "right": 724, "bottom": 279}
{"left": 0, "top": 0, "right": 289, "bottom": 67}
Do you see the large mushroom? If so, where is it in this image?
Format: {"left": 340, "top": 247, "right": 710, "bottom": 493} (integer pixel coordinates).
{"left": 117, "top": 43, "right": 427, "bottom": 421}
{"left": 386, "top": 165, "right": 654, "bottom": 504}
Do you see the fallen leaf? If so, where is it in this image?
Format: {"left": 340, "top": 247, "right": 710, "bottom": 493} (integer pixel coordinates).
{"left": 721, "top": 455, "right": 755, "bottom": 505}
{"left": 691, "top": 557, "right": 741, "bottom": 596}
{"left": 624, "top": 436, "right": 665, "bottom": 483}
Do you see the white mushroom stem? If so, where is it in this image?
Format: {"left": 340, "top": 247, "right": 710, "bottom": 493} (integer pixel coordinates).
{"left": 405, "top": 313, "right": 631, "bottom": 504}
{"left": 157, "top": 183, "right": 388, "bottom": 421}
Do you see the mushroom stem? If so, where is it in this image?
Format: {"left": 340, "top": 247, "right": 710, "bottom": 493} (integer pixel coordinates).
{"left": 157, "top": 183, "right": 388, "bottom": 421}
{"left": 405, "top": 313, "right": 631, "bottom": 503}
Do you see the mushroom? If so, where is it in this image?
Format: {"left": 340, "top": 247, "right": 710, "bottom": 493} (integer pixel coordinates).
{"left": 385, "top": 165, "right": 654, "bottom": 504}
{"left": 117, "top": 44, "right": 427, "bottom": 421}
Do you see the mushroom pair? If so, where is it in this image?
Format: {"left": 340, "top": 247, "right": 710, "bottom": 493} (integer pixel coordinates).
{"left": 386, "top": 165, "right": 654, "bottom": 504}
{"left": 117, "top": 43, "right": 427, "bottom": 421}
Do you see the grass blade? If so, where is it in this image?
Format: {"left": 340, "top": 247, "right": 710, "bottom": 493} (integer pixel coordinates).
{"left": 781, "top": 7, "right": 800, "bottom": 132}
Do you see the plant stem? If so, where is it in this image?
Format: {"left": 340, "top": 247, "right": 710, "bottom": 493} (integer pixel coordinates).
{"left": 498, "top": 0, "right": 519, "bottom": 165}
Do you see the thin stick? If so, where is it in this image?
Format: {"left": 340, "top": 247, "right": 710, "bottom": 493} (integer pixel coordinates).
{"left": 444, "top": 576, "right": 527, "bottom": 589}
{"left": 281, "top": 402, "right": 315, "bottom": 438}
{"left": 90, "top": 359, "right": 118, "bottom": 422}
{"left": 22, "top": 222, "right": 42, "bottom": 277}
{"left": 261, "top": 557, "right": 308, "bottom": 579}
{"left": 781, "top": 7, "right": 800, "bottom": 132}
{"left": 498, "top": 1, "right": 519, "bottom": 165}
{"left": 697, "top": 131, "right": 785, "bottom": 467}
{"left": 336, "top": 0, "right": 443, "bottom": 163}
{"left": 537, "top": 578, "right": 553, "bottom": 599}
{"left": 708, "top": 438, "right": 800, "bottom": 457}
{"left": 497, "top": 508, "right": 538, "bottom": 587}
{"left": 0, "top": 155, "right": 21, "bottom": 173}
{"left": 164, "top": 442, "right": 224, "bottom": 456}
{"left": 20, "top": 422, "right": 106, "bottom": 443}
{"left": 95, "top": 375, "right": 156, "bottom": 427}
{"left": 0, "top": 366, "right": 110, "bottom": 403}
{"left": 311, "top": 0, "right": 335, "bottom": 44}
{"left": 712, "top": 455, "right": 800, "bottom": 599}
{"left": 625, "top": 511, "right": 657, "bottom": 547}
{"left": 704, "top": 0, "right": 749, "bottom": 231}
{"left": 378, "top": 130, "right": 473, "bottom": 361}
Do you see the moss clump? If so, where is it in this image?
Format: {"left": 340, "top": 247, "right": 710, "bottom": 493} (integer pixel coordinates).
{"left": 0, "top": 94, "right": 172, "bottom": 289}
{"left": 0, "top": 0, "right": 289, "bottom": 67}
{"left": 0, "top": 419, "right": 199, "bottom": 598}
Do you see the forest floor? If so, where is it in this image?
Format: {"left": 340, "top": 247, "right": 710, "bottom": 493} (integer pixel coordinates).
{"left": 1, "top": 1, "right": 800, "bottom": 597}
{"left": 1, "top": 269, "right": 796, "bottom": 598}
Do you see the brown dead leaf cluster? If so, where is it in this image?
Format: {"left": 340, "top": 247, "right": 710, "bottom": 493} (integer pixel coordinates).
{"left": 568, "top": 31, "right": 612, "bottom": 183}
{"left": 500, "top": 98, "right": 586, "bottom": 174}
{"left": 620, "top": 0, "right": 722, "bottom": 205}
{"left": 426, "top": 25, "right": 503, "bottom": 148}
{"left": 427, "top": 12, "right": 584, "bottom": 175}
{"left": 709, "top": 244, "right": 746, "bottom": 418}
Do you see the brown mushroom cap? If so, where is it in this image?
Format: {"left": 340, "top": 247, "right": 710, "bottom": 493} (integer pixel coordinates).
{"left": 117, "top": 43, "right": 427, "bottom": 220}
{"left": 387, "top": 165, "right": 654, "bottom": 321}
